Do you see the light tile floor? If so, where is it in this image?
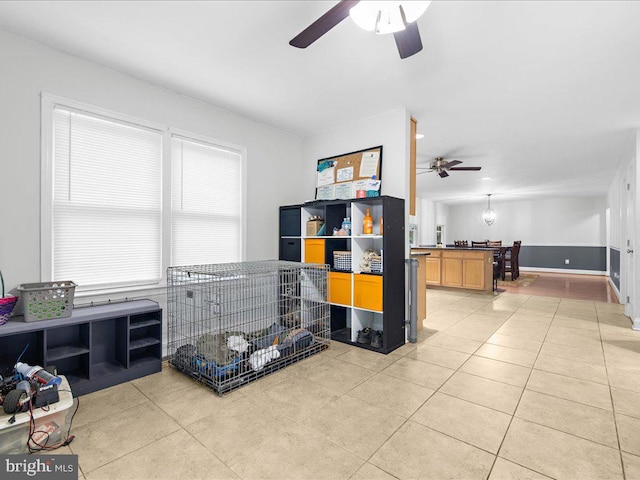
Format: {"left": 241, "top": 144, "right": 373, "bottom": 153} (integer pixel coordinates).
{"left": 64, "top": 289, "right": 640, "bottom": 480}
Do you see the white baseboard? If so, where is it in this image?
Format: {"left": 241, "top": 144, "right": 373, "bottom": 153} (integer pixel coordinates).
{"left": 520, "top": 267, "right": 606, "bottom": 276}
{"left": 608, "top": 277, "right": 621, "bottom": 303}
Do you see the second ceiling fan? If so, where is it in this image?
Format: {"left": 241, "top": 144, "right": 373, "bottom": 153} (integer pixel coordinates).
{"left": 289, "top": 1, "right": 431, "bottom": 59}
{"left": 417, "top": 157, "right": 482, "bottom": 178}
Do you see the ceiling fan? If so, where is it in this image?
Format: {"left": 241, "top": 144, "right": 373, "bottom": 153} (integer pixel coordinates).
{"left": 289, "top": 1, "right": 431, "bottom": 59}
{"left": 417, "top": 157, "right": 482, "bottom": 178}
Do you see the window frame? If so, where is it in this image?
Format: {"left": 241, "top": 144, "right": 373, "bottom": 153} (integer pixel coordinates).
{"left": 169, "top": 130, "right": 246, "bottom": 267}
{"left": 41, "top": 93, "right": 247, "bottom": 297}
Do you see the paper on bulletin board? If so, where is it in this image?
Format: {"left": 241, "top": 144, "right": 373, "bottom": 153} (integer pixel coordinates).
{"left": 334, "top": 182, "right": 352, "bottom": 199}
{"left": 366, "top": 179, "right": 381, "bottom": 191}
{"left": 351, "top": 180, "right": 368, "bottom": 196}
{"left": 316, "top": 185, "right": 335, "bottom": 200}
{"left": 317, "top": 167, "right": 335, "bottom": 187}
{"left": 351, "top": 179, "right": 381, "bottom": 197}
{"left": 359, "top": 151, "right": 380, "bottom": 178}
{"left": 336, "top": 166, "right": 353, "bottom": 182}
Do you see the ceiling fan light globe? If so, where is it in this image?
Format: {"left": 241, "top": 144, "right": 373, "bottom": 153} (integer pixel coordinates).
{"left": 350, "top": 1, "right": 430, "bottom": 34}
{"left": 349, "top": 2, "right": 381, "bottom": 31}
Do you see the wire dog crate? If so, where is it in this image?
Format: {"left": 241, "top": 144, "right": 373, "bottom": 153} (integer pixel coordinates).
{"left": 167, "top": 260, "right": 330, "bottom": 395}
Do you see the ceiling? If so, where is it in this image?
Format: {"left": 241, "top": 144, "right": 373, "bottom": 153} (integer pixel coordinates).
{"left": 1, "top": 1, "right": 639, "bottom": 205}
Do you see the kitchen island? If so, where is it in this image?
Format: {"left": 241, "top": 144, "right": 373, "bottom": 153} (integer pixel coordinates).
{"left": 411, "top": 246, "right": 494, "bottom": 293}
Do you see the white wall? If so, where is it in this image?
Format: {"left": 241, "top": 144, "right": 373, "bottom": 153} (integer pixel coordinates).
{"left": 608, "top": 167, "right": 625, "bottom": 251}
{"left": 446, "top": 196, "right": 607, "bottom": 246}
{"left": 301, "top": 109, "right": 409, "bottom": 200}
{"left": 417, "top": 197, "right": 435, "bottom": 245}
{"left": 301, "top": 109, "right": 410, "bottom": 252}
{"left": 634, "top": 130, "right": 640, "bottom": 328}
{"left": 417, "top": 197, "right": 450, "bottom": 246}
{"left": 0, "top": 29, "right": 303, "bottom": 303}
{"left": 608, "top": 129, "right": 639, "bottom": 325}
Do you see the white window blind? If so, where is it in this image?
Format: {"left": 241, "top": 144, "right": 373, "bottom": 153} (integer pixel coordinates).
{"left": 52, "top": 107, "right": 163, "bottom": 290}
{"left": 171, "top": 135, "right": 242, "bottom": 266}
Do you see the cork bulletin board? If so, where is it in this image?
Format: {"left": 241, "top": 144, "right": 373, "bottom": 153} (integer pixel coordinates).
{"left": 315, "top": 145, "right": 383, "bottom": 200}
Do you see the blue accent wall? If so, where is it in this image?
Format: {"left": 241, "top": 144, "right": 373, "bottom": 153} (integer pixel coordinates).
{"left": 610, "top": 247, "right": 621, "bottom": 290}
{"left": 519, "top": 246, "right": 606, "bottom": 272}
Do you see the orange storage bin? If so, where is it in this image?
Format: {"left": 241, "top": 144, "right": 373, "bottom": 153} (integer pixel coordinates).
{"left": 304, "top": 239, "right": 325, "bottom": 264}
{"left": 353, "top": 274, "right": 383, "bottom": 311}
{"left": 329, "top": 272, "right": 352, "bottom": 305}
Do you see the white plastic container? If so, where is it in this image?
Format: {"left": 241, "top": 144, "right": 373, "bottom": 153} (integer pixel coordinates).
{"left": 0, "top": 375, "right": 75, "bottom": 454}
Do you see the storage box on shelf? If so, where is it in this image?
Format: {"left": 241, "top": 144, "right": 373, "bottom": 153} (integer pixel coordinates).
{"left": 306, "top": 219, "right": 324, "bottom": 236}
{"left": 333, "top": 251, "right": 351, "bottom": 271}
{"left": 17, "top": 281, "right": 76, "bottom": 322}
{"left": 278, "top": 205, "right": 302, "bottom": 262}
{"left": 0, "top": 300, "right": 162, "bottom": 396}
{"left": 0, "top": 375, "right": 75, "bottom": 454}
{"left": 278, "top": 196, "right": 405, "bottom": 354}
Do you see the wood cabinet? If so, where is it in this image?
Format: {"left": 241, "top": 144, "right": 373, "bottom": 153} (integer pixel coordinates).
{"left": 425, "top": 254, "right": 442, "bottom": 285}
{"left": 462, "top": 255, "right": 486, "bottom": 289}
{"left": 279, "top": 196, "right": 405, "bottom": 354}
{"left": 0, "top": 300, "right": 162, "bottom": 396}
{"left": 413, "top": 248, "right": 493, "bottom": 292}
{"left": 441, "top": 250, "right": 463, "bottom": 286}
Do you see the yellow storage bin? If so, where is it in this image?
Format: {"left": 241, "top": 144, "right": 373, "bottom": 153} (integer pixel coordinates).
{"left": 304, "top": 239, "right": 325, "bottom": 264}
{"left": 329, "top": 272, "right": 352, "bottom": 306}
{"left": 354, "top": 274, "right": 383, "bottom": 311}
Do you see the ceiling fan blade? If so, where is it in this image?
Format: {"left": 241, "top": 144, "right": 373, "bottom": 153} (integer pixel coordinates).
{"left": 393, "top": 22, "right": 423, "bottom": 59}
{"left": 448, "top": 167, "right": 482, "bottom": 171}
{"left": 289, "top": 0, "right": 360, "bottom": 48}
{"left": 438, "top": 170, "right": 449, "bottom": 178}
{"left": 444, "top": 160, "right": 462, "bottom": 168}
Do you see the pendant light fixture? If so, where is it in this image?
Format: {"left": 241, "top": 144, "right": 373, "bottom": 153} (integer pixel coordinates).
{"left": 483, "top": 194, "right": 496, "bottom": 226}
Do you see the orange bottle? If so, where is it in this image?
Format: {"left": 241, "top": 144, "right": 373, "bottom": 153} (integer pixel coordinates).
{"left": 363, "top": 208, "right": 373, "bottom": 235}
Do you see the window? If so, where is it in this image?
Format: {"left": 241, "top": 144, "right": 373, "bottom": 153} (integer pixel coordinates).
{"left": 42, "top": 94, "right": 245, "bottom": 293}
{"left": 436, "top": 225, "right": 445, "bottom": 246}
{"left": 171, "top": 135, "right": 243, "bottom": 265}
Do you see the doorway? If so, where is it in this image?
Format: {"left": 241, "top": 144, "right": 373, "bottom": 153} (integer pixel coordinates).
{"left": 624, "top": 160, "right": 637, "bottom": 328}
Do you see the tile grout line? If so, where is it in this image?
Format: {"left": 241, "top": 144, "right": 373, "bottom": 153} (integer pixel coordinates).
{"left": 597, "top": 308, "right": 628, "bottom": 480}
{"left": 359, "top": 292, "right": 528, "bottom": 476}
{"left": 352, "top": 294, "right": 508, "bottom": 471}
{"left": 427, "top": 293, "right": 628, "bottom": 476}
{"left": 484, "top": 295, "right": 558, "bottom": 479}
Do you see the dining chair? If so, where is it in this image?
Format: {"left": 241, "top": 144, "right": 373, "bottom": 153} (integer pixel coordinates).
{"left": 493, "top": 261, "right": 501, "bottom": 291}
{"left": 471, "top": 241, "right": 488, "bottom": 248}
{"left": 454, "top": 240, "right": 469, "bottom": 247}
{"left": 503, "top": 241, "right": 521, "bottom": 280}
{"left": 487, "top": 240, "right": 502, "bottom": 247}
